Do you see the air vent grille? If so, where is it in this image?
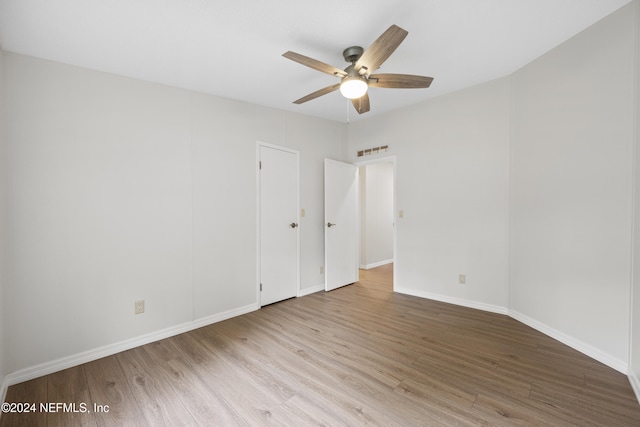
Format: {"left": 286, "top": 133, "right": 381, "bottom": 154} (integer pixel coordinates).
{"left": 357, "top": 145, "right": 389, "bottom": 157}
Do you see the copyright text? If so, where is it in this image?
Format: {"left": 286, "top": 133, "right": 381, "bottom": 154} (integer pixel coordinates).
{"left": 2, "top": 402, "right": 110, "bottom": 413}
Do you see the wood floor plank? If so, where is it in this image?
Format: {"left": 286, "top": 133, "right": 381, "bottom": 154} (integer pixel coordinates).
{"left": 116, "top": 346, "right": 197, "bottom": 426}
{"left": 169, "top": 330, "right": 290, "bottom": 425}
{"left": 47, "top": 366, "right": 97, "bottom": 427}
{"left": 275, "top": 392, "right": 362, "bottom": 426}
{"left": 82, "top": 355, "right": 147, "bottom": 427}
{"left": 529, "top": 379, "right": 640, "bottom": 426}
{"left": 0, "top": 376, "right": 48, "bottom": 427}
{"left": 47, "top": 365, "right": 88, "bottom": 401}
{"left": 2, "top": 263, "right": 640, "bottom": 426}
{"left": 392, "top": 378, "right": 491, "bottom": 427}
{"left": 141, "top": 338, "right": 243, "bottom": 426}
{"left": 472, "top": 391, "right": 585, "bottom": 427}
{"left": 228, "top": 310, "right": 405, "bottom": 425}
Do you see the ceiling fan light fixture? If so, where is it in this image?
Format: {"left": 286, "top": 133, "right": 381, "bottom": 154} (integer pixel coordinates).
{"left": 340, "top": 76, "right": 368, "bottom": 99}
{"left": 284, "top": 25, "right": 431, "bottom": 115}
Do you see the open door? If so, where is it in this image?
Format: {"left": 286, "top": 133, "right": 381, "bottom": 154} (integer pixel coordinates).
{"left": 324, "top": 159, "right": 359, "bottom": 291}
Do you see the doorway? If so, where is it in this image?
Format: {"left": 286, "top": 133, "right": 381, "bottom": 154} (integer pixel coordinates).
{"left": 357, "top": 158, "right": 395, "bottom": 283}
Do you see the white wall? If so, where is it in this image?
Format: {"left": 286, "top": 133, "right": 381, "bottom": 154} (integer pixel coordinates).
{"left": 4, "top": 53, "right": 193, "bottom": 373}
{"left": 359, "top": 162, "right": 394, "bottom": 268}
{"left": 2, "top": 52, "right": 344, "bottom": 376}
{"left": 348, "top": 77, "right": 511, "bottom": 313}
{"left": 510, "top": 4, "right": 636, "bottom": 370}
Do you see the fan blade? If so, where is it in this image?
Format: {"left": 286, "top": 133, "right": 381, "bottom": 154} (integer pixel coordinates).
{"left": 368, "top": 73, "right": 433, "bottom": 89}
{"left": 293, "top": 83, "right": 341, "bottom": 104}
{"left": 355, "top": 25, "right": 408, "bottom": 77}
{"left": 283, "top": 51, "right": 347, "bottom": 78}
{"left": 352, "top": 93, "right": 370, "bottom": 114}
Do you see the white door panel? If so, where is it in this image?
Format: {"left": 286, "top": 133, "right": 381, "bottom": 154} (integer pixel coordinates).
{"left": 325, "top": 159, "right": 359, "bottom": 291}
{"left": 260, "top": 145, "right": 299, "bottom": 305}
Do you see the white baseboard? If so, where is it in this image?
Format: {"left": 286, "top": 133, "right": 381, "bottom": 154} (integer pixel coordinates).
{"left": 359, "top": 259, "right": 393, "bottom": 270}
{"left": 508, "top": 310, "right": 628, "bottom": 374}
{"left": 1, "top": 374, "right": 8, "bottom": 406}
{"left": 629, "top": 366, "right": 640, "bottom": 405}
{"left": 298, "top": 284, "right": 324, "bottom": 297}
{"left": 3, "top": 303, "right": 259, "bottom": 388}
{"left": 394, "top": 286, "right": 508, "bottom": 315}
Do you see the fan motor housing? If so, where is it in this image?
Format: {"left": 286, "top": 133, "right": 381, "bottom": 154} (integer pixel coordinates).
{"left": 343, "top": 46, "right": 364, "bottom": 63}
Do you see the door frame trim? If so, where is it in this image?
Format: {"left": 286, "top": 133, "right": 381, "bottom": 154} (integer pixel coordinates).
{"left": 256, "top": 141, "right": 301, "bottom": 307}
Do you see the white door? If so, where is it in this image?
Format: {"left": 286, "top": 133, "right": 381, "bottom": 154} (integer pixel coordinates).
{"left": 325, "top": 159, "right": 359, "bottom": 291}
{"left": 259, "top": 144, "right": 299, "bottom": 306}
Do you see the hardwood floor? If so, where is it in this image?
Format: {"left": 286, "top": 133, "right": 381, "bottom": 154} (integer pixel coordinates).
{"left": 2, "top": 263, "right": 640, "bottom": 426}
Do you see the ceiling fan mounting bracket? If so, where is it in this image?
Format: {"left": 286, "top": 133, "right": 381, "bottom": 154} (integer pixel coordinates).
{"left": 342, "top": 46, "right": 364, "bottom": 63}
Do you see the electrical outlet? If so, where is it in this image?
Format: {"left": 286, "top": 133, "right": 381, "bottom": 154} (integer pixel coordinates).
{"left": 135, "top": 300, "right": 145, "bottom": 314}
{"left": 459, "top": 274, "right": 466, "bottom": 284}
{"left": 320, "top": 266, "right": 324, "bottom": 274}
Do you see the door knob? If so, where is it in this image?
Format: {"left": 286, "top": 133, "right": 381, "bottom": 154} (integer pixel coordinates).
{"left": 327, "top": 222, "right": 336, "bottom": 228}
{"left": 290, "top": 223, "right": 298, "bottom": 228}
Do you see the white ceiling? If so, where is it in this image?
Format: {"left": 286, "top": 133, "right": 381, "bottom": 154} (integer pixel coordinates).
{"left": 0, "top": 0, "right": 631, "bottom": 123}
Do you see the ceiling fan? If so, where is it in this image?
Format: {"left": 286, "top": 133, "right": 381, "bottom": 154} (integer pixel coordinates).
{"left": 283, "top": 24, "right": 433, "bottom": 115}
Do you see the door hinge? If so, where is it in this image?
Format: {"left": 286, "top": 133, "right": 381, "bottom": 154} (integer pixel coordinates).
{"left": 259, "top": 161, "right": 262, "bottom": 170}
{"left": 260, "top": 283, "right": 262, "bottom": 291}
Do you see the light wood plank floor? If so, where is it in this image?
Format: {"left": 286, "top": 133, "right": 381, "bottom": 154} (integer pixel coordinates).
{"left": 2, "top": 264, "right": 640, "bottom": 426}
